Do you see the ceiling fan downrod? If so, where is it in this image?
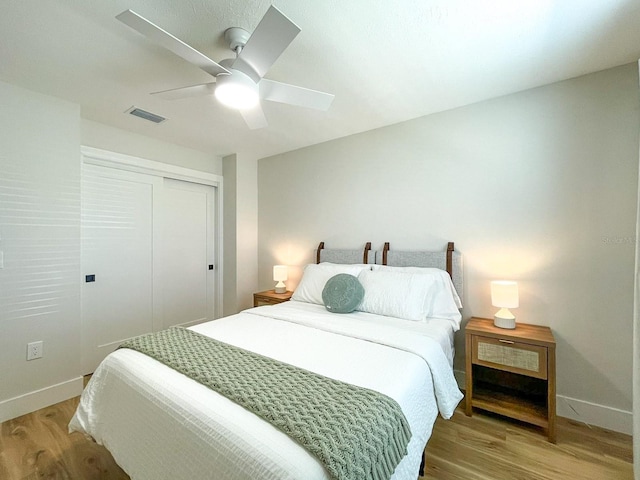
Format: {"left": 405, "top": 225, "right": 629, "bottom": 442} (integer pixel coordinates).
{"left": 224, "top": 27, "right": 250, "bottom": 56}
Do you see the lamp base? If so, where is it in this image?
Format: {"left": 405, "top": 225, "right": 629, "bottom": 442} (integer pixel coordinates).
{"left": 494, "top": 315, "right": 516, "bottom": 329}
{"left": 274, "top": 281, "right": 286, "bottom": 294}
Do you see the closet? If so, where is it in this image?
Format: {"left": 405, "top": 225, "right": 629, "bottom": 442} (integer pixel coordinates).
{"left": 80, "top": 148, "right": 222, "bottom": 373}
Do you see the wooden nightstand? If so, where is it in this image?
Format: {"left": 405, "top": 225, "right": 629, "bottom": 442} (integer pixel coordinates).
{"left": 465, "top": 317, "right": 556, "bottom": 442}
{"left": 253, "top": 290, "right": 293, "bottom": 307}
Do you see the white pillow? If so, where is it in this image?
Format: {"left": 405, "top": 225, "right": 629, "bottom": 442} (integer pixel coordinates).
{"left": 357, "top": 269, "right": 462, "bottom": 329}
{"left": 291, "top": 263, "right": 372, "bottom": 305}
{"left": 372, "top": 265, "right": 462, "bottom": 308}
{"left": 372, "top": 265, "right": 442, "bottom": 274}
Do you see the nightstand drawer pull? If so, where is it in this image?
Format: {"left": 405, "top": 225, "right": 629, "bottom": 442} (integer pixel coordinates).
{"left": 498, "top": 339, "right": 515, "bottom": 344}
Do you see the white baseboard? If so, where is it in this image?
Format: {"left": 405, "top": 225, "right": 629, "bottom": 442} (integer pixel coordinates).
{"left": 0, "top": 377, "right": 84, "bottom": 423}
{"left": 556, "top": 395, "right": 632, "bottom": 435}
{"left": 453, "top": 369, "right": 632, "bottom": 435}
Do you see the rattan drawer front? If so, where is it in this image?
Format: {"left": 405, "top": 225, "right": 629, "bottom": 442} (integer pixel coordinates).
{"left": 472, "top": 336, "right": 548, "bottom": 379}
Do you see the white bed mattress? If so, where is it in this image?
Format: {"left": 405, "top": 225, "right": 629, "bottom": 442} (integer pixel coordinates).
{"left": 70, "top": 301, "right": 463, "bottom": 480}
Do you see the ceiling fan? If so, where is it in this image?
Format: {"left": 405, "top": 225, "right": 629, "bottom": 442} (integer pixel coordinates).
{"left": 116, "top": 6, "right": 334, "bottom": 129}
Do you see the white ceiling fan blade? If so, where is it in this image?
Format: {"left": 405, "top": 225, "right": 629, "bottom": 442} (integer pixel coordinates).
{"left": 232, "top": 6, "right": 300, "bottom": 82}
{"left": 151, "top": 83, "right": 216, "bottom": 100}
{"left": 260, "top": 79, "right": 334, "bottom": 111}
{"left": 116, "top": 10, "right": 230, "bottom": 78}
{"left": 240, "top": 104, "right": 268, "bottom": 130}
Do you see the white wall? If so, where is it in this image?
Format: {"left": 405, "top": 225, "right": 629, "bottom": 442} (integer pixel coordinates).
{"left": 82, "top": 119, "right": 222, "bottom": 175}
{"left": 0, "top": 80, "right": 83, "bottom": 420}
{"left": 236, "top": 156, "right": 259, "bottom": 311}
{"left": 0, "top": 81, "right": 223, "bottom": 421}
{"left": 258, "top": 63, "right": 639, "bottom": 433}
{"left": 223, "top": 154, "right": 238, "bottom": 316}
{"left": 223, "top": 154, "right": 259, "bottom": 313}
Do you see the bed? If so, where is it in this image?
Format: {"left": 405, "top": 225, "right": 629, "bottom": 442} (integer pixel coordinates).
{"left": 70, "top": 242, "right": 464, "bottom": 480}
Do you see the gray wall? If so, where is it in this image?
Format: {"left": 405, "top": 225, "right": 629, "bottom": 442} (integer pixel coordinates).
{"left": 258, "top": 63, "right": 639, "bottom": 433}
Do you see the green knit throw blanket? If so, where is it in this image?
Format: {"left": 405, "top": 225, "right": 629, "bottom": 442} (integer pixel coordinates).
{"left": 120, "top": 327, "right": 412, "bottom": 480}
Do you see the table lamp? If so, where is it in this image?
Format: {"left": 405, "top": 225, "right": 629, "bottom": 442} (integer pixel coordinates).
{"left": 491, "top": 280, "right": 519, "bottom": 329}
{"left": 273, "top": 265, "right": 288, "bottom": 294}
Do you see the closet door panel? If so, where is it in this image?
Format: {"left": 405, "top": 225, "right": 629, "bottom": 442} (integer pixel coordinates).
{"left": 81, "top": 165, "right": 157, "bottom": 374}
{"left": 161, "top": 178, "right": 215, "bottom": 329}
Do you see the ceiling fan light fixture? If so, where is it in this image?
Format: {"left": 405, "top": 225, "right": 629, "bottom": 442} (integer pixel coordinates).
{"left": 214, "top": 70, "right": 259, "bottom": 110}
{"left": 117, "top": 7, "right": 333, "bottom": 128}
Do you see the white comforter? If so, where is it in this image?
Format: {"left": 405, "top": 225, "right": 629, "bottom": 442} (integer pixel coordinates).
{"left": 70, "top": 302, "right": 463, "bottom": 480}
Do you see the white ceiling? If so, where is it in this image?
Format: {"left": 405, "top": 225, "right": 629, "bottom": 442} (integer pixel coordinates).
{"left": 1, "top": 0, "right": 639, "bottom": 160}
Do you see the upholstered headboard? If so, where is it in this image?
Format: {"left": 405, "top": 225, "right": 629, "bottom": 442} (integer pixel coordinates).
{"left": 316, "top": 242, "right": 374, "bottom": 264}
{"left": 315, "top": 241, "right": 463, "bottom": 298}
{"left": 376, "top": 242, "right": 463, "bottom": 298}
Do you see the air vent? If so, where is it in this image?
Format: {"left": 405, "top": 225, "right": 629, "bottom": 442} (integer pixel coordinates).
{"left": 126, "top": 107, "right": 166, "bottom": 124}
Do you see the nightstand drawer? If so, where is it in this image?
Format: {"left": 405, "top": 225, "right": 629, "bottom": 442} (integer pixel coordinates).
{"left": 472, "top": 335, "right": 548, "bottom": 380}
{"left": 255, "top": 296, "right": 282, "bottom": 306}
{"left": 253, "top": 290, "right": 292, "bottom": 307}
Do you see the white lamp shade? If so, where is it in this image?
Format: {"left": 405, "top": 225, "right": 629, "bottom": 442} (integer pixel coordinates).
{"left": 273, "top": 265, "right": 288, "bottom": 282}
{"left": 491, "top": 281, "right": 519, "bottom": 308}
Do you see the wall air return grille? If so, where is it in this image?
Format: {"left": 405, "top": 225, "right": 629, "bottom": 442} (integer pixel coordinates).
{"left": 126, "top": 106, "right": 166, "bottom": 124}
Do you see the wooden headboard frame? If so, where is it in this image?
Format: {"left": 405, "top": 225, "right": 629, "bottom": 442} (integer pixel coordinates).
{"left": 316, "top": 242, "right": 372, "bottom": 264}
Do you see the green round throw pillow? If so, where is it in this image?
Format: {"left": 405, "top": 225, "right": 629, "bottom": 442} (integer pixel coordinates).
{"left": 322, "top": 273, "right": 364, "bottom": 313}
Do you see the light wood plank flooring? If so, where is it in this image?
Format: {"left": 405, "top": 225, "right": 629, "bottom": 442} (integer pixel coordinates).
{"left": 0, "top": 397, "right": 128, "bottom": 480}
{"left": 423, "top": 409, "right": 633, "bottom": 480}
{"left": 0, "top": 397, "right": 633, "bottom": 479}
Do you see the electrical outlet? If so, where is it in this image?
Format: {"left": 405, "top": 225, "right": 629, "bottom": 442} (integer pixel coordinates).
{"left": 27, "top": 341, "right": 43, "bottom": 360}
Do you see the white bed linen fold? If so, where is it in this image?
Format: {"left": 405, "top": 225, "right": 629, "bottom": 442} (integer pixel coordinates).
{"left": 70, "top": 303, "right": 463, "bottom": 480}
{"left": 238, "top": 302, "right": 461, "bottom": 418}
{"left": 254, "top": 301, "right": 457, "bottom": 369}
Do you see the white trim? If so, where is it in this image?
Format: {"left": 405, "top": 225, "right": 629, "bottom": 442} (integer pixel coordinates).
{"left": 633, "top": 56, "right": 640, "bottom": 480}
{"left": 556, "top": 395, "right": 632, "bottom": 436}
{"left": 454, "top": 370, "right": 631, "bottom": 435}
{"left": 0, "top": 377, "right": 83, "bottom": 423}
{"left": 81, "top": 146, "right": 222, "bottom": 187}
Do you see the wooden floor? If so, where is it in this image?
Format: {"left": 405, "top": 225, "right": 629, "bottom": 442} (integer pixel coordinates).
{"left": 0, "top": 397, "right": 633, "bottom": 480}
{"left": 422, "top": 409, "right": 633, "bottom": 480}
{"left": 0, "top": 397, "right": 128, "bottom": 480}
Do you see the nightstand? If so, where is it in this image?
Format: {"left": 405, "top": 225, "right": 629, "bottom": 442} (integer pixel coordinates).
{"left": 253, "top": 290, "right": 292, "bottom": 307}
{"left": 465, "top": 317, "right": 556, "bottom": 442}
